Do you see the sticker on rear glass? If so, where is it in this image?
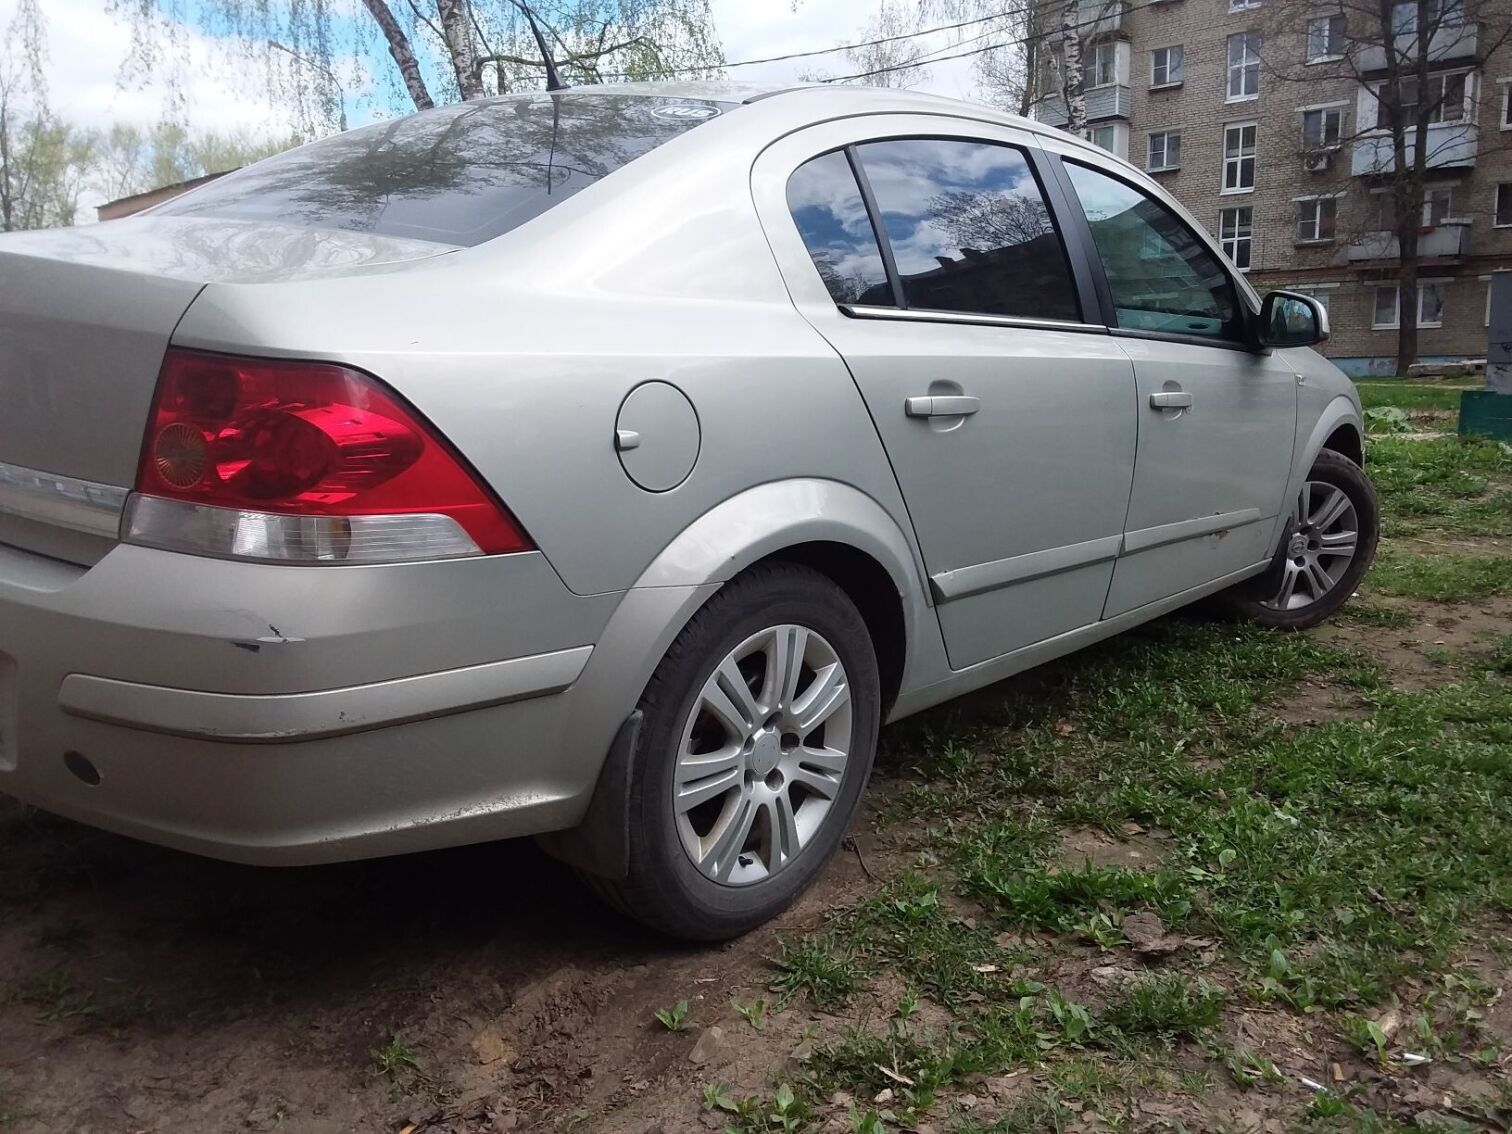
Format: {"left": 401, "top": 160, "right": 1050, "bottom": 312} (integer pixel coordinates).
{"left": 650, "top": 103, "right": 722, "bottom": 122}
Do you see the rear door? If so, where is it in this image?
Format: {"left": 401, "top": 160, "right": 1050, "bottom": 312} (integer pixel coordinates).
{"left": 1046, "top": 151, "right": 1298, "bottom": 617}
{"left": 753, "top": 117, "right": 1138, "bottom": 671}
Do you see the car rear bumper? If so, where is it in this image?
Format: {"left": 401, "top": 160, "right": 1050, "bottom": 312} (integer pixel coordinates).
{"left": 0, "top": 539, "right": 634, "bottom": 864}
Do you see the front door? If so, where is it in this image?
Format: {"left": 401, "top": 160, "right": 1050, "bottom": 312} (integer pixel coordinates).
{"left": 1053, "top": 156, "right": 1298, "bottom": 617}
{"left": 756, "top": 120, "right": 1139, "bottom": 670}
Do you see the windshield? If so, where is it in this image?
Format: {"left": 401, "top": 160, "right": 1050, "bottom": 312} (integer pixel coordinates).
{"left": 154, "top": 93, "right": 734, "bottom": 247}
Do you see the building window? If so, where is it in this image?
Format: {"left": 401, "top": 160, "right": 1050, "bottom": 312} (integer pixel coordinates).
{"left": 1397, "top": 72, "right": 1470, "bottom": 123}
{"left": 1301, "top": 107, "right": 1344, "bottom": 150}
{"left": 1151, "top": 45, "right": 1184, "bottom": 87}
{"left": 1497, "top": 184, "right": 1512, "bottom": 227}
{"left": 1090, "top": 42, "right": 1118, "bottom": 87}
{"left": 1424, "top": 186, "right": 1454, "bottom": 225}
{"left": 1419, "top": 281, "right": 1446, "bottom": 328}
{"left": 1292, "top": 286, "right": 1335, "bottom": 316}
{"left": 1227, "top": 33, "right": 1261, "bottom": 101}
{"left": 1091, "top": 124, "right": 1119, "bottom": 153}
{"left": 1230, "top": 0, "right": 1261, "bottom": 10}
{"left": 1219, "top": 206, "right": 1254, "bottom": 270}
{"left": 1372, "top": 283, "right": 1448, "bottom": 328}
{"left": 1501, "top": 81, "right": 1512, "bottom": 129}
{"left": 1147, "top": 131, "right": 1182, "bottom": 171}
{"left": 1223, "top": 123, "right": 1257, "bottom": 192}
{"left": 1307, "top": 15, "right": 1346, "bottom": 62}
{"left": 1296, "top": 197, "right": 1338, "bottom": 242}
{"left": 1429, "top": 0, "right": 1466, "bottom": 24}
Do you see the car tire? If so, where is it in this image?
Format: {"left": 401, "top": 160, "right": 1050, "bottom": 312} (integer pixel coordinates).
{"left": 582, "top": 562, "right": 880, "bottom": 941}
{"left": 1224, "top": 448, "right": 1379, "bottom": 631}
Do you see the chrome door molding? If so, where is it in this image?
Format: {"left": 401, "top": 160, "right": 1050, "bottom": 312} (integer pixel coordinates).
{"left": 0, "top": 460, "right": 128, "bottom": 539}
{"left": 1121, "top": 508, "right": 1267, "bottom": 555}
{"left": 930, "top": 534, "right": 1124, "bottom": 602}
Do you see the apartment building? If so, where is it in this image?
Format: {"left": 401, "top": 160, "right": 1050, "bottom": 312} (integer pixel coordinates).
{"left": 1030, "top": 0, "right": 1512, "bottom": 374}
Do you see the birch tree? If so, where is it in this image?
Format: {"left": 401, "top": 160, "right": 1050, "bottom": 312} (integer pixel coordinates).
{"left": 113, "top": 0, "right": 726, "bottom": 133}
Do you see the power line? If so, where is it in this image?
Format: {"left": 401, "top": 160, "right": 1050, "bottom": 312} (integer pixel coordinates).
{"left": 596, "top": 5, "right": 1022, "bottom": 79}
{"left": 819, "top": 0, "right": 1171, "bottom": 83}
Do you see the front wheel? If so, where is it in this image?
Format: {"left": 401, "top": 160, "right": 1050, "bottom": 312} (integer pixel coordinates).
{"left": 583, "top": 562, "right": 880, "bottom": 941}
{"left": 1225, "top": 448, "right": 1379, "bottom": 630}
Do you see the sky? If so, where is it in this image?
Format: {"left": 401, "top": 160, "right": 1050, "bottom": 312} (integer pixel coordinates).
{"left": 1, "top": 0, "right": 990, "bottom": 137}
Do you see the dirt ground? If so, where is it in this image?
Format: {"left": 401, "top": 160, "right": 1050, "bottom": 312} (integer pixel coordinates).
{"left": 1, "top": 591, "right": 1508, "bottom": 1134}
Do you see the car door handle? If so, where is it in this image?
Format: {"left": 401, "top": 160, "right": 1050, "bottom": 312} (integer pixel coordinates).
{"left": 1149, "top": 391, "right": 1194, "bottom": 409}
{"left": 905, "top": 395, "right": 980, "bottom": 418}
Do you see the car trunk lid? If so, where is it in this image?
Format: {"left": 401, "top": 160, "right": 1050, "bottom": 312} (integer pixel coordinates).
{"left": 0, "top": 217, "right": 453, "bottom": 565}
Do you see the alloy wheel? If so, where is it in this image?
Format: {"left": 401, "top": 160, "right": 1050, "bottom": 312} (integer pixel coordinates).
{"left": 1262, "top": 479, "right": 1360, "bottom": 611}
{"left": 672, "top": 624, "right": 853, "bottom": 886}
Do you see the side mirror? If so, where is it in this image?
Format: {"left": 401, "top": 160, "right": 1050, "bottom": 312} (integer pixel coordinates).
{"left": 1257, "top": 290, "right": 1329, "bottom": 349}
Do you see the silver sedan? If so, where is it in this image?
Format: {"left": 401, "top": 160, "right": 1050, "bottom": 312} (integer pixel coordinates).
{"left": 0, "top": 82, "right": 1376, "bottom": 940}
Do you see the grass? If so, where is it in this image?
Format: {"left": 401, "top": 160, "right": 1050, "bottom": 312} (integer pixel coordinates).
{"left": 1369, "top": 548, "right": 1512, "bottom": 602}
{"left": 1354, "top": 381, "right": 1473, "bottom": 412}
{"left": 767, "top": 607, "right": 1509, "bottom": 1126}
{"left": 1364, "top": 435, "right": 1512, "bottom": 540}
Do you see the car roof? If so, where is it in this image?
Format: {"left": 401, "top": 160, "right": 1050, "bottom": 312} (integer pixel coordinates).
{"left": 561, "top": 80, "right": 1114, "bottom": 166}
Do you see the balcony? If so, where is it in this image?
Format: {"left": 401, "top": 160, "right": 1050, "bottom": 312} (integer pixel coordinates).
{"left": 1346, "top": 221, "right": 1472, "bottom": 262}
{"left": 1357, "top": 22, "right": 1478, "bottom": 73}
{"left": 1031, "top": 83, "right": 1132, "bottom": 126}
{"left": 1350, "top": 122, "right": 1477, "bottom": 174}
{"left": 1046, "top": 0, "right": 1125, "bottom": 40}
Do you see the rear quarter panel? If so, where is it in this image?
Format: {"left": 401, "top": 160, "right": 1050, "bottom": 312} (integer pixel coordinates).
{"left": 171, "top": 108, "right": 923, "bottom": 603}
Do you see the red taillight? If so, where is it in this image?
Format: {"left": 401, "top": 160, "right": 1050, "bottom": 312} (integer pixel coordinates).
{"left": 133, "top": 349, "right": 530, "bottom": 557}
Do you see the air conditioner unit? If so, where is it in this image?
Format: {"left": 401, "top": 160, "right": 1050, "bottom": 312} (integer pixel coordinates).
{"left": 1303, "top": 152, "right": 1332, "bottom": 172}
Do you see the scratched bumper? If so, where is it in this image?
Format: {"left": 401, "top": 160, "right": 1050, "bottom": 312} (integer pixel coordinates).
{"left": 0, "top": 540, "right": 619, "bottom": 864}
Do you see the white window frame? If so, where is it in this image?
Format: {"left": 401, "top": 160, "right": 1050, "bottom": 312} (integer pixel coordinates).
{"left": 1306, "top": 14, "right": 1345, "bottom": 64}
{"left": 1227, "top": 32, "right": 1262, "bottom": 102}
{"left": 1422, "top": 184, "right": 1455, "bottom": 226}
{"left": 1290, "top": 282, "right": 1339, "bottom": 317}
{"left": 1219, "top": 206, "right": 1254, "bottom": 271}
{"left": 1230, "top": 0, "right": 1261, "bottom": 10}
{"left": 1089, "top": 41, "right": 1118, "bottom": 88}
{"left": 1372, "top": 282, "right": 1448, "bottom": 329}
{"left": 1222, "top": 122, "right": 1258, "bottom": 194}
{"left": 1495, "top": 183, "right": 1512, "bottom": 229}
{"left": 1418, "top": 279, "right": 1448, "bottom": 328}
{"left": 1147, "top": 130, "right": 1182, "bottom": 171}
{"left": 1300, "top": 105, "right": 1345, "bottom": 150}
{"left": 1500, "top": 78, "right": 1512, "bottom": 131}
{"left": 1151, "top": 45, "right": 1184, "bottom": 88}
{"left": 1295, "top": 194, "right": 1340, "bottom": 243}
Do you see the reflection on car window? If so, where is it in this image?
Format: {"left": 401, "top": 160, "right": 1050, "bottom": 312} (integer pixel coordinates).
{"left": 1062, "top": 161, "right": 1239, "bottom": 340}
{"left": 852, "top": 139, "right": 1080, "bottom": 322}
{"left": 786, "top": 151, "right": 895, "bottom": 307}
{"left": 153, "top": 94, "right": 733, "bottom": 248}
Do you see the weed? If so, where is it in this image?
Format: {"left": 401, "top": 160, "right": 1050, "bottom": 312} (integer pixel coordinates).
{"left": 17, "top": 970, "right": 95, "bottom": 1025}
{"left": 769, "top": 934, "right": 864, "bottom": 1010}
{"left": 654, "top": 1000, "right": 691, "bottom": 1032}
{"left": 369, "top": 1034, "right": 423, "bottom": 1094}
{"left": 1102, "top": 974, "right": 1223, "bottom": 1042}
{"left": 731, "top": 997, "right": 766, "bottom": 1031}
{"left": 1340, "top": 1013, "right": 1390, "bottom": 1063}
{"left": 703, "top": 1082, "right": 808, "bottom": 1133}
{"left": 1225, "top": 1046, "right": 1284, "bottom": 1089}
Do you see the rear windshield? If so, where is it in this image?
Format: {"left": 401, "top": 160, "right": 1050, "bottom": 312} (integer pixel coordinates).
{"left": 153, "top": 93, "right": 734, "bottom": 247}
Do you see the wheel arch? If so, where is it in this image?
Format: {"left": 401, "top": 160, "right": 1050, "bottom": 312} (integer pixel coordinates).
{"left": 539, "top": 479, "right": 928, "bottom": 879}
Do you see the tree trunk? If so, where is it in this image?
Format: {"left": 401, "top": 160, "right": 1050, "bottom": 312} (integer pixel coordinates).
{"left": 360, "top": 0, "right": 435, "bottom": 110}
{"left": 1060, "top": 0, "right": 1087, "bottom": 136}
{"left": 435, "top": 0, "right": 485, "bottom": 100}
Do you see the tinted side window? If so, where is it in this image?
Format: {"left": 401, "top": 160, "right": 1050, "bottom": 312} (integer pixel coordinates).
{"left": 786, "top": 152, "right": 895, "bottom": 307}
{"left": 853, "top": 139, "right": 1080, "bottom": 322}
{"left": 1062, "top": 161, "right": 1241, "bottom": 341}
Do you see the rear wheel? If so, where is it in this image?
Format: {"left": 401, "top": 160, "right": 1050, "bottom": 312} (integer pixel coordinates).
{"left": 585, "top": 563, "right": 880, "bottom": 941}
{"left": 1225, "top": 449, "right": 1378, "bottom": 630}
